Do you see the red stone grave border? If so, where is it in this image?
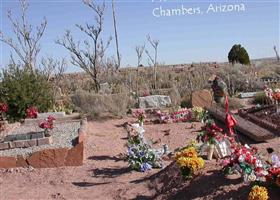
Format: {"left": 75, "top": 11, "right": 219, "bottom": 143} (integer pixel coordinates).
{"left": 0, "top": 118, "right": 87, "bottom": 169}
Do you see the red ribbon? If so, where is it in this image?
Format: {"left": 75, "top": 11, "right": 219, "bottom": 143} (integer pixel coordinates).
{"left": 225, "top": 96, "right": 237, "bottom": 136}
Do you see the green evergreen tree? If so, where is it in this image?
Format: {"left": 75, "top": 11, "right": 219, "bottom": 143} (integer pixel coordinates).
{"left": 228, "top": 44, "right": 250, "bottom": 65}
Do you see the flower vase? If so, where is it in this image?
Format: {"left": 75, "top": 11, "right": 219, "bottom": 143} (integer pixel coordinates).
{"left": 44, "top": 129, "right": 51, "bottom": 137}
{"left": 207, "top": 144, "right": 215, "bottom": 160}
{"left": 139, "top": 121, "right": 144, "bottom": 127}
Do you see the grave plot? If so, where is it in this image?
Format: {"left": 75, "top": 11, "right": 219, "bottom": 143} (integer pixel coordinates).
{"left": 238, "top": 105, "right": 280, "bottom": 135}
{"left": 207, "top": 106, "right": 275, "bottom": 142}
{"left": 0, "top": 117, "right": 87, "bottom": 169}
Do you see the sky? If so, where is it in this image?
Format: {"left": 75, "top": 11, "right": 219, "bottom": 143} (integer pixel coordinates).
{"left": 0, "top": 0, "right": 279, "bottom": 72}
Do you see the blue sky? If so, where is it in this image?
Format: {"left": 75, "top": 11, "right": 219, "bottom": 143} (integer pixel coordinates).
{"left": 0, "top": 0, "right": 279, "bottom": 72}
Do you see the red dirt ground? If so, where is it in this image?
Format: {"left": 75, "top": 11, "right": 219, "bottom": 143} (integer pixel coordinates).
{"left": 0, "top": 117, "right": 279, "bottom": 200}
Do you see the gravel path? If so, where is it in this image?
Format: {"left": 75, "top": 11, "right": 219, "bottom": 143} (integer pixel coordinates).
{"left": 0, "top": 121, "right": 80, "bottom": 157}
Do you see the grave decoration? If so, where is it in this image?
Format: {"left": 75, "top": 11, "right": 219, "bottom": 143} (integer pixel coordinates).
{"left": 39, "top": 115, "right": 55, "bottom": 135}
{"left": 221, "top": 144, "right": 269, "bottom": 183}
{"left": 248, "top": 185, "right": 269, "bottom": 200}
{"left": 0, "top": 103, "right": 8, "bottom": 120}
{"left": 272, "top": 89, "right": 280, "bottom": 113}
{"left": 266, "top": 153, "right": 280, "bottom": 187}
{"left": 191, "top": 106, "right": 208, "bottom": 123}
{"left": 0, "top": 103, "right": 8, "bottom": 133}
{"left": 196, "top": 119, "right": 231, "bottom": 160}
{"left": 225, "top": 96, "right": 237, "bottom": 136}
{"left": 174, "top": 141, "right": 205, "bottom": 179}
{"left": 26, "top": 106, "right": 38, "bottom": 119}
{"left": 126, "top": 123, "right": 163, "bottom": 172}
{"left": 132, "top": 109, "right": 146, "bottom": 126}
{"left": 264, "top": 86, "right": 280, "bottom": 113}
{"left": 156, "top": 108, "right": 192, "bottom": 124}
{"left": 211, "top": 76, "right": 227, "bottom": 104}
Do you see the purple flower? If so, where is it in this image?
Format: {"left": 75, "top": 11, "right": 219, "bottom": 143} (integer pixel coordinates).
{"left": 128, "top": 148, "right": 134, "bottom": 156}
{"left": 140, "top": 162, "right": 152, "bottom": 172}
{"left": 139, "top": 151, "right": 145, "bottom": 157}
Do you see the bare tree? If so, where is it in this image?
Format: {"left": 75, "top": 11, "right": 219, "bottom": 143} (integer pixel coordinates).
{"left": 145, "top": 35, "right": 159, "bottom": 89}
{"left": 135, "top": 44, "right": 145, "bottom": 94}
{"left": 40, "top": 57, "right": 67, "bottom": 82}
{"left": 274, "top": 46, "right": 280, "bottom": 62}
{"left": 40, "top": 57, "right": 68, "bottom": 98}
{"left": 0, "top": 0, "right": 47, "bottom": 71}
{"left": 111, "top": 0, "right": 121, "bottom": 70}
{"left": 56, "top": 0, "right": 112, "bottom": 92}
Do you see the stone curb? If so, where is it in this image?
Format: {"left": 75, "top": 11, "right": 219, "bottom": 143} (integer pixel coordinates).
{"left": 0, "top": 135, "right": 52, "bottom": 150}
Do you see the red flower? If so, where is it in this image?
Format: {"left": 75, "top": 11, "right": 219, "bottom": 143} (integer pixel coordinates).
{"left": 26, "top": 106, "right": 38, "bottom": 118}
{"left": 47, "top": 115, "right": 55, "bottom": 122}
{"left": 269, "top": 167, "right": 280, "bottom": 175}
{"left": 39, "top": 115, "right": 55, "bottom": 131}
{"left": 0, "top": 103, "right": 8, "bottom": 113}
{"left": 39, "top": 121, "right": 50, "bottom": 129}
{"left": 211, "top": 123, "right": 223, "bottom": 132}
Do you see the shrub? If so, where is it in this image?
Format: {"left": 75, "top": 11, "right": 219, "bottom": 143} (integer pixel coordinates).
{"left": 221, "top": 97, "right": 244, "bottom": 110}
{"left": 253, "top": 92, "right": 270, "bottom": 105}
{"left": 71, "top": 90, "right": 134, "bottom": 118}
{"left": 0, "top": 64, "right": 54, "bottom": 121}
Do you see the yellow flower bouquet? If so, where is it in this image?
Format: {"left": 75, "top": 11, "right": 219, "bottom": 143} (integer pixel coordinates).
{"left": 248, "top": 185, "right": 269, "bottom": 200}
{"left": 175, "top": 146, "right": 205, "bottom": 179}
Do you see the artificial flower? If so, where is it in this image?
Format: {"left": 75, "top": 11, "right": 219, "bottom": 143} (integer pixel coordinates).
{"left": 248, "top": 185, "right": 268, "bottom": 200}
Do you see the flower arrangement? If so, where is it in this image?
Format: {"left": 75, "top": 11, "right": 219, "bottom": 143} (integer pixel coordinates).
{"left": 191, "top": 106, "right": 208, "bottom": 122}
{"left": 39, "top": 115, "right": 55, "bottom": 133}
{"left": 127, "top": 128, "right": 162, "bottom": 172}
{"left": 272, "top": 88, "right": 280, "bottom": 102}
{"left": 132, "top": 109, "right": 146, "bottom": 125}
{"left": 197, "top": 120, "right": 224, "bottom": 145}
{"left": 248, "top": 185, "right": 269, "bottom": 200}
{"left": 175, "top": 144, "right": 205, "bottom": 179}
{"left": 266, "top": 167, "right": 280, "bottom": 187}
{"left": 264, "top": 86, "right": 280, "bottom": 104}
{"left": 0, "top": 103, "right": 8, "bottom": 120}
{"left": 222, "top": 144, "right": 269, "bottom": 182}
{"left": 266, "top": 153, "right": 280, "bottom": 187}
{"left": 157, "top": 108, "right": 192, "bottom": 123}
{"left": 26, "top": 106, "right": 38, "bottom": 119}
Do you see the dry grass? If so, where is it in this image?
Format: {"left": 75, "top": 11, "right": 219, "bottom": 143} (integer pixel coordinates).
{"left": 71, "top": 90, "right": 136, "bottom": 118}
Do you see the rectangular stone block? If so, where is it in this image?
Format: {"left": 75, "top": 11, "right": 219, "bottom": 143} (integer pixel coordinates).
{"left": 0, "top": 142, "right": 9, "bottom": 150}
{"left": 31, "top": 132, "right": 44, "bottom": 139}
{"left": 14, "top": 140, "right": 25, "bottom": 148}
{"left": 239, "top": 92, "right": 258, "bottom": 99}
{"left": 37, "top": 137, "right": 52, "bottom": 146}
{"left": 15, "top": 134, "right": 30, "bottom": 141}
{"left": 0, "top": 157, "right": 17, "bottom": 168}
{"left": 4, "top": 135, "right": 17, "bottom": 142}
{"left": 37, "top": 112, "right": 65, "bottom": 119}
{"left": 23, "top": 139, "right": 37, "bottom": 148}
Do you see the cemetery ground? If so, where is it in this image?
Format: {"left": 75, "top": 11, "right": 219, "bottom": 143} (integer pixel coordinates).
{"left": 0, "top": 117, "right": 279, "bottom": 200}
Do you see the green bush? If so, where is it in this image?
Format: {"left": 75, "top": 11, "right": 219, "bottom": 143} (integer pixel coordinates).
{"left": 0, "top": 65, "right": 54, "bottom": 121}
{"left": 253, "top": 92, "right": 269, "bottom": 105}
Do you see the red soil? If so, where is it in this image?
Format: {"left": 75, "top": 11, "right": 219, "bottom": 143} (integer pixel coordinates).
{"left": 0, "top": 117, "right": 279, "bottom": 200}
